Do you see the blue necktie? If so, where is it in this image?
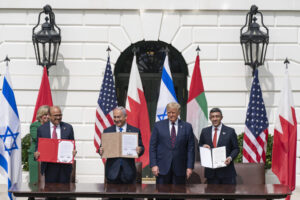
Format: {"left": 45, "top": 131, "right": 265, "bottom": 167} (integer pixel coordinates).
{"left": 119, "top": 127, "right": 123, "bottom": 132}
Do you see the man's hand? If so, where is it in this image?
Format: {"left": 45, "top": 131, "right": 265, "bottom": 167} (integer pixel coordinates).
{"left": 34, "top": 151, "right": 40, "bottom": 160}
{"left": 186, "top": 168, "right": 193, "bottom": 179}
{"left": 151, "top": 166, "right": 159, "bottom": 177}
{"left": 225, "top": 157, "right": 232, "bottom": 165}
{"left": 99, "top": 147, "right": 104, "bottom": 156}
{"left": 203, "top": 144, "right": 210, "bottom": 149}
{"left": 136, "top": 146, "right": 142, "bottom": 155}
{"left": 72, "top": 150, "right": 77, "bottom": 157}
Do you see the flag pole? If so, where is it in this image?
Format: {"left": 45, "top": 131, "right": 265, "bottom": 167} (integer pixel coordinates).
{"left": 106, "top": 46, "right": 111, "bottom": 57}
{"left": 132, "top": 46, "right": 137, "bottom": 55}
{"left": 284, "top": 58, "right": 289, "bottom": 69}
{"left": 165, "top": 46, "right": 170, "bottom": 55}
{"left": 196, "top": 46, "right": 201, "bottom": 55}
{"left": 4, "top": 55, "right": 10, "bottom": 67}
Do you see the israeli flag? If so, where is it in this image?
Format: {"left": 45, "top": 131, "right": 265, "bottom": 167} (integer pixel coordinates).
{"left": 0, "top": 64, "right": 22, "bottom": 200}
{"left": 155, "top": 54, "right": 178, "bottom": 121}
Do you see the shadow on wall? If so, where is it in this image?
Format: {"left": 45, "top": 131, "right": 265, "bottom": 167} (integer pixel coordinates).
{"left": 49, "top": 53, "right": 70, "bottom": 109}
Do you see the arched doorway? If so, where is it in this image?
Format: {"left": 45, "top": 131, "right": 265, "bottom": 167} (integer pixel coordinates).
{"left": 114, "top": 40, "right": 188, "bottom": 178}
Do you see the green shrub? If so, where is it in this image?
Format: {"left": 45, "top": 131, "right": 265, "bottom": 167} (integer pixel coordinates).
{"left": 235, "top": 132, "right": 273, "bottom": 170}
{"left": 21, "top": 133, "right": 31, "bottom": 171}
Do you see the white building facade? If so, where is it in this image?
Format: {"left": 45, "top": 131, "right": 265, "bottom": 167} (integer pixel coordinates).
{"left": 0, "top": 0, "right": 300, "bottom": 187}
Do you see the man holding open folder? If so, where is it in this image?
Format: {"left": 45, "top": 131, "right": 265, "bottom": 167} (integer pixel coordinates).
{"left": 99, "top": 106, "right": 144, "bottom": 184}
{"left": 199, "top": 107, "right": 239, "bottom": 185}
{"left": 34, "top": 106, "right": 76, "bottom": 184}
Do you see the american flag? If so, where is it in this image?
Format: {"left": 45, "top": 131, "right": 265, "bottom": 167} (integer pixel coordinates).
{"left": 243, "top": 69, "right": 269, "bottom": 163}
{"left": 94, "top": 56, "right": 118, "bottom": 153}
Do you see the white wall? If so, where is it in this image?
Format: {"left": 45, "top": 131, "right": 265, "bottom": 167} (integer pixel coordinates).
{"left": 1, "top": 0, "right": 300, "bottom": 185}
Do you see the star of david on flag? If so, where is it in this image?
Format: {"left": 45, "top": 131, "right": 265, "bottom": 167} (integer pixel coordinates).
{"left": 0, "top": 127, "right": 19, "bottom": 155}
{"left": 155, "top": 53, "right": 178, "bottom": 121}
{"left": 0, "top": 61, "right": 22, "bottom": 200}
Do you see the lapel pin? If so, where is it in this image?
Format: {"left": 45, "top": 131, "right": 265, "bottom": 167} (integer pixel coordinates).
{"left": 222, "top": 132, "right": 226, "bottom": 135}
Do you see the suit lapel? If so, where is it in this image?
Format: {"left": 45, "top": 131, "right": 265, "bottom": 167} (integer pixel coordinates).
{"left": 208, "top": 126, "right": 213, "bottom": 147}
{"left": 45, "top": 122, "right": 51, "bottom": 138}
{"left": 112, "top": 125, "right": 117, "bottom": 132}
{"left": 126, "top": 124, "right": 132, "bottom": 133}
{"left": 164, "top": 120, "right": 172, "bottom": 148}
{"left": 60, "top": 122, "right": 65, "bottom": 139}
{"left": 176, "top": 120, "right": 183, "bottom": 147}
{"left": 217, "top": 125, "right": 226, "bottom": 147}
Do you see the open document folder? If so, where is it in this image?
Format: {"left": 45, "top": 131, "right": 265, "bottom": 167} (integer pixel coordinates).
{"left": 199, "top": 146, "right": 226, "bottom": 169}
{"left": 37, "top": 138, "right": 75, "bottom": 164}
{"left": 101, "top": 132, "right": 138, "bottom": 158}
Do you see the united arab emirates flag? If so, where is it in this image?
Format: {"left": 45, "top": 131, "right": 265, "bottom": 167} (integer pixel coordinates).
{"left": 187, "top": 54, "right": 208, "bottom": 141}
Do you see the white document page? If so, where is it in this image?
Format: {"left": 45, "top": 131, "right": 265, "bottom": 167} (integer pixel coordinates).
{"left": 199, "top": 147, "right": 213, "bottom": 168}
{"left": 212, "top": 146, "right": 227, "bottom": 168}
{"left": 57, "top": 140, "right": 73, "bottom": 163}
{"left": 122, "top": 134, "right": 138, "bottom": 157}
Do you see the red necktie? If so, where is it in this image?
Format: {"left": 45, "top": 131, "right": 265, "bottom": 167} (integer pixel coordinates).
{"left": 213, "top": 127, "right": 217, "bottom": 148}
{"left": 52, "top": 126, "right": 57, "bottom": 139}
{"left": 170, "top": 123, "right": 176, "bottom": 148}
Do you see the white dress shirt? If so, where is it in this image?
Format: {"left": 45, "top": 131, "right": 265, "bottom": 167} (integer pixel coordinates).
{"left": 169, "top": 119, "right": 178, "bottom": 136}
{"left": 116, "top": 123, "right": 127, "bottom": 132}
{"left": 50, "top": 122, "right": 61, "bottom": 139}
{"left": 211, "top": 123, "right": 222, "bottom": 145}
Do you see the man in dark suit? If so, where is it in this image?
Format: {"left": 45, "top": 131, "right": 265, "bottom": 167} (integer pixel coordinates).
{"left": 99, "top": 106, "right": 144, "bottom": 184}
{"left": 35, "top": 106, "right": 76, "bottom": 183}
{"left": 199, "top": 107, "right": 239, "bottom": 185}
{"left": 150, "top": 102, "right": 195, "bottom": 184}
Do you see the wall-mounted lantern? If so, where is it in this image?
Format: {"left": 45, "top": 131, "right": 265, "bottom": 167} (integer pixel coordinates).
{"left": 240, "top": 5, "right": 269, "bottom": 76}
{"left": 32, "top": 5, "right": 61, "bottom": 72}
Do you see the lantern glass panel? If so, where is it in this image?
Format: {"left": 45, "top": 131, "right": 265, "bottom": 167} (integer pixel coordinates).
{"left": 261, "top": 43, "right": 268, "bottom": 62}
{"left": 251, "top": 42, "right": 257, "bottom": 64}
{"left": 37, "top": 43, "right": 44, "bottom": 65}
{"left": 245, "top": 42, "right": 251, "bottom": 64}
{"left": 33, "top": 41, "right": 40, "bottom": 64}
{"left": 52, "top": 43, "right": 59, "bottom": 63}
{"left": 257, "top": 42, "right": 263, "bottom": 64}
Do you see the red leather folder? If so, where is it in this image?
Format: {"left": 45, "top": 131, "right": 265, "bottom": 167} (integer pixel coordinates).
{"left": 37, "top": 138, "right": 75, "bottom": 164}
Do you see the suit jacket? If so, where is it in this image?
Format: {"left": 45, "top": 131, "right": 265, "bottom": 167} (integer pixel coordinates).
{"left": 36, "top": 121, "right": 74, "bottom": 176}
{"left": 199, "top": 124, "right": 239, "bottom": 179}
{"left": 104, "top": 124, "right": 144, "bottom": 183}
{"left": 149, "top": 119, "right": 195, "bottom": 176}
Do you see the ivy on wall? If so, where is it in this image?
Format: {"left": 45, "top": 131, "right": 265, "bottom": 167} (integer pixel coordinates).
{"left": 235, "top": 133, "right": 273, "bottom": 170}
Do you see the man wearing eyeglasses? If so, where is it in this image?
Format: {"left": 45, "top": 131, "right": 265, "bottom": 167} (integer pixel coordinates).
{"left": 35, "top": 106, "right": 76, "bottom": 184}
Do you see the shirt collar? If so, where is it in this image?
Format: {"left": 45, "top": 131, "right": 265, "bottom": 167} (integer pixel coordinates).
{"left": 213, "top": 123, "right": 222, "bottom": 131}
{"left": 117, "top": 123, "right": 127, "bottom": 131}
{"left": 169, "top": 119, "right": 179, "bottom": 126}
{"left": 50, "top": 121, "right": 60, "bottom": 128}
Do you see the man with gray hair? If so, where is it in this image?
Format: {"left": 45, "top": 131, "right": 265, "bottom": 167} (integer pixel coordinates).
{"left": 99, "top": 106, "right": 144, "bottom": 184}
{"left": 150, "top": 102, "right": 195, "bottom": 185}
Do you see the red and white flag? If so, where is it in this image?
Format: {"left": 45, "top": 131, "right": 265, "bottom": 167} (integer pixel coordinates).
{"left": 31, "top": 67, "right": 53, "bottom": 123}
{"left": 272, "top": 68, "right": 297, "bottom": 199}
{"left": 126, "top": 55, "right": 151, "bottom": 168}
